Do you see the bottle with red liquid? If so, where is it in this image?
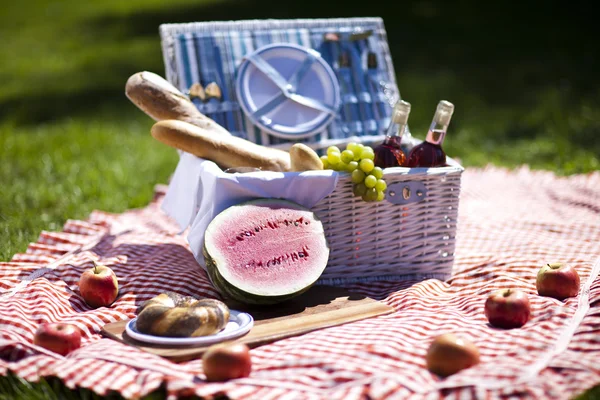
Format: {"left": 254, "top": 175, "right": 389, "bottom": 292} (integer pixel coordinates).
{"left": 406, "top": 100, "right": 454, "bottom": 168}
{"left": 373, "top": 100, "right": 411, "bottom": 168}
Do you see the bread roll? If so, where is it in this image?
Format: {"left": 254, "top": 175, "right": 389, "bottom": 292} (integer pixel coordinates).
{"left": 136, "top": 292, "right": 230, "bottom": 337}
{"left": 289, "top": 143, "right": 323, "bottom": 171}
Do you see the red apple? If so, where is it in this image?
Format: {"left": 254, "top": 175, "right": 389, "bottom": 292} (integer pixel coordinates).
{"left": 79, "top": 263, "right": 119, "bottom": 308}
{"left": 536, "top": 263, "right": 580, "bottom": 300}
{"left": 484, "top": 288, "right": 531, "bottom": 329}
{"left": 202, "top": 342, "right": 252, "bottom": 381}
{"left": 426, "top": 333, "right": 480, "bottom": 377}
{"left": 33, "top": 322, "right": 81, "bottom": 356}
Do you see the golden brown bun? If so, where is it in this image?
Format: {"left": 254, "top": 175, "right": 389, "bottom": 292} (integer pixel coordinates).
{"left": 136, "top": 292, "right": 230, "bottom": 337}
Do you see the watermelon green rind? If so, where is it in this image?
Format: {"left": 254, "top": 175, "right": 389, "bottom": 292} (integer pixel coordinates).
{"left": 203, "top": 198, "right": 329, "bottom": 305}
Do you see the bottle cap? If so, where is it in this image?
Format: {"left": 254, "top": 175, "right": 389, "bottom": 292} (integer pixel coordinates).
{"left": 391, "top": 100, "right": 411, "bottom": 125}
{"left": 434, "top": 100, "right": 454, "bottom": 126}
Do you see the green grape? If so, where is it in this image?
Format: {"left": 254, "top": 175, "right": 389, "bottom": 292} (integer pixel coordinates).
{"left": 362, "top": 188, "right": 378, "bottom": 202}
{"left": 359, "top": 158, "right": 375, "bottom": 174}
{"left": 376, "top": 190, "right": 386, "bottom": 202}
{"left": 346, "top": 142, "right": 359, "bottom": 153}
{"left": 320, "top": 155, "right": 330, "bottom": 169}
{"left": 351, "top": 169, "right": 366, "bottom": 184}
{"left": 327, "top": 146, "right": 341, "bottom": 156}
{"left": 331, "top": 162, "right": 346, "bottom": 171}
{"left": 353, "top": 183, "right": 367, "bottom": 197}
{"left": 371, "top": 167, "right": 383, "bottom": 180}
{"left": 360, "top": 148, "right": 375, "bottom": 160}
{"left": 364, "top": 175, "right": 377, "bottom": 188}
{"left": 346, "top": 161, "right": 359, "bottom": 172}
{"left": 327, "top": 151, "right": 342, "bottom": 165}
{"left": 353, "top": 144, "right": 365, "bottom": 161}
{"left": 375, "top": 179, "right": 387, "bottom": 191}
{"left": 341, "top": 150, "right": 354, "bottom": 164}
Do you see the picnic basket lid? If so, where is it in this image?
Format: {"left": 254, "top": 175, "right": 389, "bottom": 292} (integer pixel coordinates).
{"left": 159, "top": 17, "right": 402, "bottom": 150}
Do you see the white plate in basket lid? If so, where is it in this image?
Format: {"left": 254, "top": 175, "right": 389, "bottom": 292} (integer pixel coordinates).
{"left": 236, "top": 43, "right": 341, "bottom": 139}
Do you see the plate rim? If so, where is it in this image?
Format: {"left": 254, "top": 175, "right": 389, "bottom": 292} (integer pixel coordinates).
{"left": 236, "top": 42, "right": 340, "bottom": 139}
{"left": 125, "top": 309, "right": 254, "bottom": 346}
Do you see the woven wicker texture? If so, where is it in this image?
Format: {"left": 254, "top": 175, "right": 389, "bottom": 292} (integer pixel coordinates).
{"left": 1, "top": 167, "right": 599, "bottom": 399}
{"left": 315, "top": 164, "right": 463, "bottom": 284}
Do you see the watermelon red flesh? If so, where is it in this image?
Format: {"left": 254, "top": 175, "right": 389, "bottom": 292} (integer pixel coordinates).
{"left": 204, "top": 199, "right": 329, "bottom": 299}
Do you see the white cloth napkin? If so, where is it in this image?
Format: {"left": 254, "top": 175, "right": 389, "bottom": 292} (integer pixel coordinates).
{"left": 161, "top": 152, "right": 339, "bottom": 268}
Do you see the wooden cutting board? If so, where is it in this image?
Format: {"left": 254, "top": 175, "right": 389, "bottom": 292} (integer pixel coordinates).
{"left": 101, "top": 285, "right": 394, "bottom": 362}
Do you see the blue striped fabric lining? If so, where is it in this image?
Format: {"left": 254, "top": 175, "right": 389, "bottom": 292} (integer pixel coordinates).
{"left": 172, "top": 22, "right": 394, "bottom": 149}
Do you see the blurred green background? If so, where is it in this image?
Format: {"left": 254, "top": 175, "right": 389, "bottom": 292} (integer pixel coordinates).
{"left": 1, "top": 0, "right": 599, "bottom": 262}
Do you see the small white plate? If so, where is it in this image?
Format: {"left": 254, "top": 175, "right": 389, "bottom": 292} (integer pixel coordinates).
{"left": 125, "top": 310, "right": 254, "bottom": 346}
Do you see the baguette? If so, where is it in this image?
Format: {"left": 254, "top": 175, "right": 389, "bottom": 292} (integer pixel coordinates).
{"left": 151, "top": 120, "right": 291, "bottom": 172}
{"left": 125, "top": 71, "right": 231, "bottom": 136}
{"left": 289, "top": 143, "right": 323, "bottom": 171}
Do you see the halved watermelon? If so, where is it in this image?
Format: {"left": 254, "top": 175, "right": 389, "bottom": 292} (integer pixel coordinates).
{"left": 203, "top": 198, "right": 329, "bottom": 305}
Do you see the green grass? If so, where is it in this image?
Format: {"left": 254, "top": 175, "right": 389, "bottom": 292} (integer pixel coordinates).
{"left": 1, "top": 0, "right": 599, "bottom": 398}
{"left": 0, "top": 113, "right": 176, "bottom": 261}
{"left": 0, "top": 372, "right": 214, "bottom": 400}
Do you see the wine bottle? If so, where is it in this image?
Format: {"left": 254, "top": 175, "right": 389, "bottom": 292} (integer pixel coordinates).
{"left": 373, "top": 100, "right": 411, "bottom": 168}
{"left": 406, "top": 100, "right": 454, "bottom": 168}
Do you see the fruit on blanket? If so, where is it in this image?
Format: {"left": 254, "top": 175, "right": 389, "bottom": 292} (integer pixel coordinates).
{"left": 289, "top": 143, "right": 323, "bottom": 171}
{"left": 203, "top": 198, "right": 329, "bottom": 305}
{"left": 125, "top": 71, "right": 231, "bottom": 136}
{"left": 33, "top": 322, "right": 81, "bottom": 356}
{"left": 202, "top": 342, "right": 252, "bottom": 381}
{"left": 484, "top": 289, "right": 530, "bottom": 329}
{"left": 136, "top": 292, "right": 230, "bottom": 337}
{"left": 536, "top": 262, "right": 580, "bottom": 300}
{"left": 426, "top": 333, "right": 480, "bottom": 377}
{"left": 79, "top": 263, "right": 119, "bottom": 308}
{"left": 151, "top": 120, "right": 291, "bottom": 172}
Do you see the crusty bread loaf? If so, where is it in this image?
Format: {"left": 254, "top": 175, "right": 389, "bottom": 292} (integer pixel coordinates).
{"left": 125, "top": 71, "right": 231, "bottom": 136}
{"left": 151, "top": 120, "right": 292, "bottom": 172}
{"left": 136, "top": 292, "right": 230, "bottom": 337}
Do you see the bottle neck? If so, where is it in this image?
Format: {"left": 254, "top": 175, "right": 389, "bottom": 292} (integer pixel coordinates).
{"left": 386, "top": 121, "right": 407, "bottom": 138}
{"left": 425, "top": 121, "right": 447, "bottom": 146}
{"left": 426, "top": 100, "right": 454, "bottom": 146}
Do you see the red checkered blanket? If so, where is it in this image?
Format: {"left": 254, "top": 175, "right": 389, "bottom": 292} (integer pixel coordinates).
{"left": 1, "top": 166, "right": 599, "bottom": 399}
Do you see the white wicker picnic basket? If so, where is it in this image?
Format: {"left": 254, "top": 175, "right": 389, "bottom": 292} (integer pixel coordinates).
{"left": 159, "top": 18, "right": 463, "bottom": 284}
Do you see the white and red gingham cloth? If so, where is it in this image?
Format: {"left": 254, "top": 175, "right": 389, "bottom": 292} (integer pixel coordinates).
{"left": 1, "top": 166, "right": 599, "bottom": 400}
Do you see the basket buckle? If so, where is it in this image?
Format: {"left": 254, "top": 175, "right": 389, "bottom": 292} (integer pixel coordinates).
{"left": 386, "top": 181, "right": 427, "bottom": 205}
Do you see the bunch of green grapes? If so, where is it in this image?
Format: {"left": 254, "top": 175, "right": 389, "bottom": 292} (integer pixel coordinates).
{"left": 321, "top": 143, "right": 387, "bottom": 202}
